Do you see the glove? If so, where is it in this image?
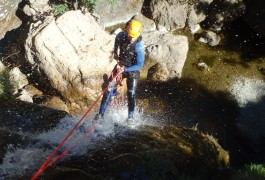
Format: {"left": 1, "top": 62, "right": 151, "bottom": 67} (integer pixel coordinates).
{"left": 115, "top": 65, "right": 125, "bottom": 86}
{"left": 116, "top": 64, "right": 126, "bottom": 73}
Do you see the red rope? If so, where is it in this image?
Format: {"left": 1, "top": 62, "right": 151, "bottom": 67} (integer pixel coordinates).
{"left": 42, "top": 125, "right": 96, "bottom": 171}
{"left": 31, "top": 68, "right": 122, "bottom": 180}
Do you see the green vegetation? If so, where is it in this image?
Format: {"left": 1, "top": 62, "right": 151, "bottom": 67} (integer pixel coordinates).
{"left": 81, "top": 0, "right": 99, "bottom": 10}
{"left": 241, "top": 164, "right": 265, "bottom": 179}
{"left": 107, "top": 0, "right": 118, "bottom": 5}
{"left": 0, "top": 70, "right": 18, "bottom": 100}
{"left": 51, "top": 3, "right": 69, "bottom": 16}
{"left": 81, "top": 0, "right": 118, "bottom": 10}
{"left": 50, "top": 0, "right": 118, "bottom": 15}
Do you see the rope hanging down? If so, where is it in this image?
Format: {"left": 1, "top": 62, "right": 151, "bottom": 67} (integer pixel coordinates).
{"left": 31, "top": 66, "right": 123, "bottom": 180}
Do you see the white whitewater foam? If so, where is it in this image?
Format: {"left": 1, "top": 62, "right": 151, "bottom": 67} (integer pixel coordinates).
{"left": 0, "top": 106, "right": 161, "bottom": 178}
{"left": 230, "top": 77, "right": 265, "bottom": 107}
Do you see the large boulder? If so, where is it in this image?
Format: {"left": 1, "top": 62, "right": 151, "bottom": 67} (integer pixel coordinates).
{"left": 187, "top": 0, "right": 213, "bottom": 28}
{"left": 149, "top": 0, "right": 188, "bottom": 31}
{"left": 23, "top": 10, "right": 189, "bottom": 113}
{"left": 147, "top": 0, "right": 245, "bottom": 37}
{"left": 143, "top": 32, "right": 189, "bottom": 81}
{"left": 94, "top": 0, "right": 143, "bottom": 28}
{"left": 25, "top": 11, "right": 116, "bottom": 113}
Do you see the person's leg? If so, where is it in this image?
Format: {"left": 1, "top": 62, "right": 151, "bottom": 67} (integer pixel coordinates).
{"left": 127, "top": 77, "right": 138, "bottom": 119}
{"left": 96, "top": 81, "right": 116, "bottom": 119}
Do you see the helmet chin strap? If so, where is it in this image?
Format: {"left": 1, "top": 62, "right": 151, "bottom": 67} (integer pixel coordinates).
{"left": 126, "top": 33, "right": 136, "bottom": 43}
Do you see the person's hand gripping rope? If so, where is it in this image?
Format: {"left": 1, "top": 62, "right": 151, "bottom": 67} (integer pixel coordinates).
{"left": 115, "top": 64, "right": 125, "bottom": 86}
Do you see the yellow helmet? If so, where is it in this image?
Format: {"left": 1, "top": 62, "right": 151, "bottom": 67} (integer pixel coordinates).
{"left": 126, "top": 20, "right": 142, "bottom": 38}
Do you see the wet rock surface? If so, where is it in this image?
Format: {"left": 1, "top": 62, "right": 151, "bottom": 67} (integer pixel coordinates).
{"left": 35, "top": 126, "right": 229, "bottom": 179}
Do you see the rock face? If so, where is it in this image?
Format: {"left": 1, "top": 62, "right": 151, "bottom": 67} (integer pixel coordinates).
{"left": 201, "top": 0, "right": 246, "bottom": 31}
{"left": 146, "top": 0, "right": 245, "bottom": 33}
{"left": 94, "top": 0, "right": 143, "bottom": 27}
{"left": 144, "top": 32, "right": 189, "bottom": 80}
{"left": 149, "top": 0, "right": 188, "bottom": 31}
{"left": 23, "top": 9, "right": 189, "bottom": 112}
{"left": 0, "top": 0, "right": 22, "bottom": 40}
{"left": 25, "top": 11, "right": 116, "bottom": 112}
{"left": 187, "top": 0, "right": 213, "bottom": 28}
{"left": 23, "top": 0, "right": 51, "bottom": 20}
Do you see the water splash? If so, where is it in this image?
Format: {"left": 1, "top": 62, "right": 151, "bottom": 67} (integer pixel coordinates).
{"left": 230, "top": 77, "right": 265, "bottom": 107}
{"left": 0, "top": 106, "right": 163, "bottom": 178}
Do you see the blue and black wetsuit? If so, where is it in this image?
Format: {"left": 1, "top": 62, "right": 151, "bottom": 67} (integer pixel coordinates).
{"left": 98, "top": 31, "right": 145, "bottom": 119}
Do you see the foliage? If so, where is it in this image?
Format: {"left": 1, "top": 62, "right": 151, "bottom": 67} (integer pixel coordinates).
{"left": 81, "top": 0, "right": 100, "bottom": 10}
{"left": 51, "top": 3, "right": 69, "bottom": 16}
{"left": 50, "top": 0, "right": 119, "bottom": 13}
{"left": 81, "top": 0, "right": 118, "bottom": 11}
{"left": 241, "top": 164, "right": 265, "bottom": 179}
{"left": 0, "top": 70, "right": 18, "bottom": 100}
{"left": 108, "top": 0, "right": 118, "bottom": 5}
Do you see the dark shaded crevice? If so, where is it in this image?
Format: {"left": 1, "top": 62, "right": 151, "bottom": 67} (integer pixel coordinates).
{"left": 141, "top": 0, "right": 153, "bottom": 19}
{"left": 223, "top": 17, "right": 265, "bottom": 61}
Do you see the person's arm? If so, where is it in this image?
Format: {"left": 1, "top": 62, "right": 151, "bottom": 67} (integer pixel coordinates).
{"left": 124, "top": 41, "right": 145, "bottom": 72}
{"left": 113, "top": 32, "right": 123, "bottom": 60}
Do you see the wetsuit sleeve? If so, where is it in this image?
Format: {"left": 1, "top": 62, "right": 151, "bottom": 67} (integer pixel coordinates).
{"left": 124, "top": 41, "right": 145, "bottom": 72}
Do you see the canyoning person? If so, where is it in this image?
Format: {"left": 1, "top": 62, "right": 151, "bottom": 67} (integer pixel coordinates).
{"left": 95, "top": 19, "right": 145, "bottom": 123}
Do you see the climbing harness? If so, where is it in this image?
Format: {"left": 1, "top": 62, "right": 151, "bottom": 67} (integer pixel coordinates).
{"left": 31, "top": 65, "right": 123, "bottom": 180}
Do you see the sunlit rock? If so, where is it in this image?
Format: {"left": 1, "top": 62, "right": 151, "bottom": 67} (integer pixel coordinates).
{"left": 23, "top": 0, "right": 50, "bottom": 18}
{"left": 94, "top": 0, "right": 142, "bottom": 28}
{"left": 189, "top": 24, "right": 201, "bottom": 34}
{"left": 187, "top": 0, "right": 213, "bottom": 28}
{"left": 16, "top": 89, "right": 33, "bottom": 103}
{"left": 195, "top": 62, "right": 211, "bottom": 71}
{"left": 149, "top": 0, "right": 188, "bottom": 31}
{"left": 144, "top": 32, "right": 189, "bottom": 80}
{"left": 0, "top": 0, "right": 22, "bottom": 40}
{"left": 24, "top": 11, "right": 115, "bottom": 113}
{"left": 198, "top": 30, "right": 221, "bottom": 46}
{"left": 9, "top": 67, "right": 28, "bottom": 90}
{"left": 131, "top": 14, "right": 156, "bottom": 33}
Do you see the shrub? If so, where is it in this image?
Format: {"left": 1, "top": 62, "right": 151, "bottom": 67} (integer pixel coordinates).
{"left": 242, "top": 164, "right": 265, "bottom": 179}
{"left": 51, "top": 3, "right": 69, "bottom": 16}
{"left": 81, "top": 0, "right": 99, "bottom": 10}
{"left": 81, "top": 0, "right": 118, "bottom": 11}
{"left": 108, "top": 0, "right": 118, "bottom": 5}
{"left": 0, "top": 70, "right": 18, "bottom": 100}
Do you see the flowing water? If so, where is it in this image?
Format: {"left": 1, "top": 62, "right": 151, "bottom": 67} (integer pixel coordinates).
{"left": 0, "top": 106, "right": 183, "bottom": 179}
